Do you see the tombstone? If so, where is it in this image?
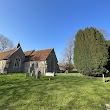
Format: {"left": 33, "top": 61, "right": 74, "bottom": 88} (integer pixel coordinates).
{"left": 65, "top": 69, "right": 68, "bottom": 74}
{"left": 28, "top": 67, "right": 31, "bottom": 74}
{"left": 30, "top": 63, "right": 34, "bottom": 73}
{"left": 25, "top": 67, "right": 30, "bottom": 78}
{"left": 37, "top": 71, "right": 41, "bottom": 79}
{"left": 25, "top": 72, "right": 29, "bottom": 78}
{"left": 31, "top": 70, "right": 35, "bottom": 78}
{"left": 45, "top": 72, "right": 55, "bottom": 77}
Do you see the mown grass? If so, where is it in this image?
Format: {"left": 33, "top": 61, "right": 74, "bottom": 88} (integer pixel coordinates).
{"left": 0, "top": 73, "right": 110, "bottom": 110}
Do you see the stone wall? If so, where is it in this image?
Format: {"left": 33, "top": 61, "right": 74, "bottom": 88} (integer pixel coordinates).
{"left": 0, "top": 60, "right": 8, "bottom": 73}
{"left": 24, "top": 61, "right": 38, "bottom": 73}
{"left": 24, "top": 62, "right": 30, "bottom": 72}
{"left": 46, "top": 49, "right": 59, "bottom": 72}
{"left": 7, "top": 47, "right": 25, "bottom": 73}
{"left": 37, "top": 61, "right": 47, "bottom": 74}
{"left": 24, "top": 61, "right": 47, "bottom": 74}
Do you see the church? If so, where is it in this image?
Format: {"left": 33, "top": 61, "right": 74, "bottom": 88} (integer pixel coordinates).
{"left": 0, "top": 43, "right": 59, "bottom": 74}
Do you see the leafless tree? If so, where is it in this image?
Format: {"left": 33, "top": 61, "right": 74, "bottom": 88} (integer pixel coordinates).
{"left": 63, "top": 36, "right": 74, "bottom": 64}
{"left": 59, "top": 36, "right": 74, "bottom": 71}
{"left": 0, "top": 34, "right": 14, "bottom": 52}
{"left": 98, "top": 29, "right": 110, "bottom": 39}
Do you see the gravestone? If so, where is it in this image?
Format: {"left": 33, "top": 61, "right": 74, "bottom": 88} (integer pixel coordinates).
{"left": 28, "top": 67, "right": 30, "bottom": 73}
{"left": 25, "top": 72, "right": 29, "bottom": 78}
{"left": 65, "top": 69, "right": 68, "bottom": 74}
{"left": 30, "top": 63, "right": 34, "bottom": 73}
{"left": 37, "top": 71, "right": 41, "bottom": 79}
{"left": 31, "top": 70, "right": 35, "bottom": 78}
{"left": 25, "top": 67, "right": 30, "bottom": 78}
{"left": 45, "top": 72, "right": 55, "bottom": 77}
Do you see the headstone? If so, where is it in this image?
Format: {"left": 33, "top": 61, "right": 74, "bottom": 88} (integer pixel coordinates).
{"left": 37, "top": 71, "right": 41, "bottom": 79}
{"left": 25, "top": 72, "right": 29, "bottom": 78}
{"left": 31, "top": 70, "right": 35, "bottom": 78}
{"left": 45, "top": 72, "right": 55, "bottom": 77}
{"left": 65, "top": 69, "right": 68, "bottom": 74}
{"left": 31, "top": 63, "right": 34, "bottom": 73}
{"left": 28, "top": 67, "right": 30, "bottom": 73}
{"left": 25, "top": 67, "right": 30, "bottom": 78}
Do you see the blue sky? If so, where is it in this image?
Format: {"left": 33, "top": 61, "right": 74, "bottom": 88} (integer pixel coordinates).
{"left": 0, "top": 0, "right": 110, "bottom": 61}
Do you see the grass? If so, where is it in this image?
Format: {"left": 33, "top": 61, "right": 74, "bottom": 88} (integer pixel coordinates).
{"left": 0, "top": 73, "right": 110, "bottom": 110}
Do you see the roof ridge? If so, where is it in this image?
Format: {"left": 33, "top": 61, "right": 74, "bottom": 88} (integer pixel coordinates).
{"left": 45, "top": 48, "right": 53, "bottom": 60}
{"left": 7, "top": 46, "right": 21, "bottom": 58}
{"left": 29, "top": 48, "right": 54, "bottom": 61}
{"left": 24, "top": 50, "right": 35, "bottom": 52}
{"left": 24, "top": 50, "right": 35, "bottom": 56}
{"left": 35, "top": 48, "right": 54, "bottom": 52}
{"left": 0, "top": 48, "right": 19, "bottom": 60}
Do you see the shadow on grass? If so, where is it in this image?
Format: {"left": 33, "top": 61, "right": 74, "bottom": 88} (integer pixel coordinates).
{"left": 0, "top": 73, "right": 105, "bottom": 110}
{"left": 0, "top": 74, "right": 51, "bottom": 110}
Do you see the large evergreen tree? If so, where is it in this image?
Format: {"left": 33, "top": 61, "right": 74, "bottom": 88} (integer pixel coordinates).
{"left": 74, "top": 27, "right": 109, "bottom": 76}
{"left": 105, "top": 40, "right": 110, "bottom": 71}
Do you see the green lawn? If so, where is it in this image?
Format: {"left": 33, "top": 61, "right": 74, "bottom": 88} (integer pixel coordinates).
{"left": 0, "top": 73, "right": 110, "bottom": 110}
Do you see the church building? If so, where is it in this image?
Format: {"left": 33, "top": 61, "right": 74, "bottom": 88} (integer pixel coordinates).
{"left": 0, "top": 44, "right": 59, "bottom": 74}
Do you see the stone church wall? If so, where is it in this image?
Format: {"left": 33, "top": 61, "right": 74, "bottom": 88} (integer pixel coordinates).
{"left": 24, "top": 61, "right": 38, "bottom": 73}
{"left": 46, "top": 50, "right": 59, "bottom": 72}
{"left": 0, "top": 60, "right": 7, "bottom": 73}
{"left": 37, "top": 61, "right": 47, "bottom": 74}
{"left": 7, "top": 47, "right": 25, "bottom": 73}
{"left": 24, "top": 61, "right": 47, "bottom": 74}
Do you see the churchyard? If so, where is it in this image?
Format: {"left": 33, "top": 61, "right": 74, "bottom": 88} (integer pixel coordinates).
{"left": 0, "top": 73, "right": 110, "bottom": 110}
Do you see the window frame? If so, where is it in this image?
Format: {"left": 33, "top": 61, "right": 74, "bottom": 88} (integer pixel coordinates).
{"left": 14, "top": 57, "right": 21, "bottom": 68}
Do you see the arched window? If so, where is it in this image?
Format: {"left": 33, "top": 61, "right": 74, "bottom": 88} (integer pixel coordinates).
{"left": 14, "top": 58, "right": 21, "bottom": 68}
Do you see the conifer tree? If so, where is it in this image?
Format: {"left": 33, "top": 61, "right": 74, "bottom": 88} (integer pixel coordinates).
{"left": 74, "top": 27, "right": 108, "bottom": 76}
{"left": 105, "top": 40, "right": 110, "bottom": 71}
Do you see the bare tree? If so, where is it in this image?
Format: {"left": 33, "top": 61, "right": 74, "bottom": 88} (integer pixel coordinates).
{"left": 98, "top": 29, "right": 110, "bottom": 39}
{"left": 63, "top": 36, "right": 74, "bottom": 64}
{"left": 0, "top": 34, "right": 14, "bottom": 52}
{"left": 59, "top": 36, "right": 74, "bottom": 71}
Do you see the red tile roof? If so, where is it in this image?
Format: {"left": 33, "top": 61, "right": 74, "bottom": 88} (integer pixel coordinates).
{"left": 0, "top": 49, "right": 16, "bottom": 60}
{"left": 24, "top": 50, "right": 35, "bottom": 56}
{"left": 0, "top": 48, "right": 54, "bottom": 61}
{"left": 24, "top": 48, "right": 53, "bottom": 61}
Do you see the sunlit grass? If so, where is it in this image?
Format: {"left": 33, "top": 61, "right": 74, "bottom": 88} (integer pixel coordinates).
{"left": 0, "top": 73, "right": 110, "bottom": 110}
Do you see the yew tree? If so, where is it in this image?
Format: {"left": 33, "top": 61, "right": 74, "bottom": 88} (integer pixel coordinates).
{"left": 74, "top": 27, "right": 108, "bottom": 76}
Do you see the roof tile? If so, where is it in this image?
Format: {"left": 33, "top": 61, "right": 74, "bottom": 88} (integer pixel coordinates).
{"left": 24, "top": 48, "right": 53, "bottom": 61}
{"left": 0, "top": 49, "right": 16, "bottom": 60}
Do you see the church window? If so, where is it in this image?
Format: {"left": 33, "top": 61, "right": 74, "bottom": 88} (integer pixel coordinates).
{"left": 14, "top": 58, "right": 21, "bottom": 68}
